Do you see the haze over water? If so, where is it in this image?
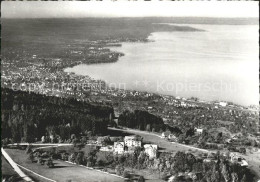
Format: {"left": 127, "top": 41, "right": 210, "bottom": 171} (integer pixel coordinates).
{"left": 65, "top": 24, "right": 259, "bottom": 106}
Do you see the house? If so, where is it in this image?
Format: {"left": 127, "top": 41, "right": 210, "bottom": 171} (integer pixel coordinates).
{"left": 114, "top": 142, "right": 124, "bottom": 154}
{"left": 225, "top": 138, "right": 232, "bottom": 144}
{"left": 180, "top": 102, "right": 187, "bottom": 107}
{"left": 168, "top": 134, "right": 178, "bottom": 142}
{"left": 219, "top": 102, "right": 227, "bottom": 107}
{"left": 231, "top": 135, "right": 239, "bottom": 140}
{"left": 203, "top": 158, "right": 212, "bottom": 163}
{"left": 238, "top": 159, "right": 248, "bottom": 167}
{"left": 144, "top": 144, "right": 158, "bottom": 159}
{"left": 124, "top": 136, "right": 142, "bottom": 148}
{"left": 100, "top": 145, "right": 114, "bottom": 152}
{"left": 195, "top": 128, "right": 203, "bottom": 135}
{"left": 162, "top": 131, "right": 171, "bottom": 138}
{"left": 230, "top": 153, "right": 248, "bottom": 167}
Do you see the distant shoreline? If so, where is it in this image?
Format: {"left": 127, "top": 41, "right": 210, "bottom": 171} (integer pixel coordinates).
{"left": 2, "top": 17, "right": 259, "bottom": 25}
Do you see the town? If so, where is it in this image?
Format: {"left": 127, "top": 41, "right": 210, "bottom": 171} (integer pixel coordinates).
{"left": 2, "top": 39, "right": 260, "bottom": 182}
{"left": 1, "top": 13, "right": 260, "bottom": 182}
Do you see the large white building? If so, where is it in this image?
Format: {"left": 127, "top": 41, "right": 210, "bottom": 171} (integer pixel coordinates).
{"left": 114, "top": 142, "right": 124, "bottom": 154}
{"left": 144, "top": 144, "right": 158, "bottom": 159}
{"left": 124, "top": 136, "right": 142, "bottom": 148}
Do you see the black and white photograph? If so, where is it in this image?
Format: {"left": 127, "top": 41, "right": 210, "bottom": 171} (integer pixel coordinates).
{"left": 1, "top": 1, "right": 259, "bottom": 182}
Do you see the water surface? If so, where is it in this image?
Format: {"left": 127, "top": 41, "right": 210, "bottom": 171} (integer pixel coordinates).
{"left": 65, "top": 24, "right": 259, "bottom": 106}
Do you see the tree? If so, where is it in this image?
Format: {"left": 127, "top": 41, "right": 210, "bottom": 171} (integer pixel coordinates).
{"left": 69, "top": 153, "right": 76, "bottom": 163}
{"left": 221, "top": 164, "right": 231, "bottom": 182}
{"left": 239, "top": 148, "right": 246, "bottom": 155}
{"left": 241, "top": 174, "right": 247, "bottom": 182}
{"left": 115, "top": 165, "right": 124, "bottom": 176}
{"left": 137, "top": 176, "right": 145, "bottom": 182}
{"left": 178, "top": 134, "right": 186, "bottom": 144}
{"left": 185, "top": 153, "right": 196, "bottom": 171}
{"left": 46, "top": 158, "right": 54, "bottom": 168}
{"left": 146, "top": 124, "right": 151, "bottom": 132}
{"left": 28, "top": 152, "right": 34, "bottom": 162}
{"left": 185, "top": 128, "right": 195, "bottom": 137}
{"left": 134, "top": 146, "right": 142, "bottom": 157}
{"left": 37, "top": 157, "right": 44, "bottom": 165}
{"left": 193, "top": 162, "right": 203, "bottom": 173}
{"left": 173, "top": 151, "right": 186, "bottom": 172}
{"left": 123, "top": 170, "right": 130, "bottom": 178}
{"left": 211, "top": 165, "right": 221, "bottom": 182}
{"left": 231, "top": 172, "right": 239, "bottom": 182}
{"left": 25, "top": 144, "right": 33, "bottom": 154}
{"left": 137, "top": 152, "right": 147, "bottom": 169}
{"left": 80, "top": 136, "right": 88, "bottom": 144}
{"left": 96, "top": 159, "right": 105, "bottom": 166}
{"left": 76, "top": 152, "right": 85, "bottom": 165}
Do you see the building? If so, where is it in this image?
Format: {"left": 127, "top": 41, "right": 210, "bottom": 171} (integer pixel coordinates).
{"left": 114, "top": 142, "right": 124, "bottom": 154}
{"left": 144, "top": 144, "right": 158, "bottom": 159}
{"left": 162, "top": 131, "right": 171, "bottom": 138}
{"left": 100, "top": 145, "right": 114, "bottom": 152}
{"left": 230, "top": 153, "right": 248, "bottom": 167}
{"left": 219, "top": 102, "right": 227, "bottom": 107}
{"left": 124, "top": 136, "right": 142, "bottom": 148}
{"left": 195, "top": 128, "right": 203, "bottom": 135}
{"left": 168, "top": 134, "right": 179, "bottom": 142}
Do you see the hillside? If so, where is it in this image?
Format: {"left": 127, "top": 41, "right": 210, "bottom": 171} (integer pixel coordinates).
{"left": 1, "top": 88, "right": 114, "bottom": 142}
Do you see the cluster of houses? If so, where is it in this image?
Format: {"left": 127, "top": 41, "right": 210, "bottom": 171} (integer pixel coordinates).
{"left": 161, "top": 128, "right": 203, "bottom": 142}
{"left": 161, "top": 131, "right": 249, "bottom": 168}
{"left": 99, "top": 135, "right": 158, "bottom": 159}
{"left": 161, "top": 131, "right": 179, "bottom": 142}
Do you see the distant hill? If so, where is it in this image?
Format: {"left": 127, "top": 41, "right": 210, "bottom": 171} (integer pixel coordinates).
{"left": 2, "top": 17, "right": 257, "bottom": 59}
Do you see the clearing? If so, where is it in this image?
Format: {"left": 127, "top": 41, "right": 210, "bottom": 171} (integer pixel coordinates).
{"left": 5, "top": 149, "right": 124, "bottom": 182}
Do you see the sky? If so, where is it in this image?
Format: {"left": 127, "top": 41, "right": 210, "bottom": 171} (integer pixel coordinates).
{"left": 2, "top": 1, "right": 259, "bottom": 18}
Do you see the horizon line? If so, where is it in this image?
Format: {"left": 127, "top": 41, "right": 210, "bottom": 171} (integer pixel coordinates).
{"left": 2, "top": 16, "right": 259, "bottom": 19}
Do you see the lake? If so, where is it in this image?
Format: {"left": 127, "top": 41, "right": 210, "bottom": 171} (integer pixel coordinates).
{"left": 65, "top": 24, "right": 259, "bottom": 106}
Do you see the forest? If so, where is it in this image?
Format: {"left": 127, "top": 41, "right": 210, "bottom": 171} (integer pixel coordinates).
{"left": 1, "top": 88, "right": 114, "bottom": 142}
{"left": 118, "top": 110, "right": 182, "bottom": 135}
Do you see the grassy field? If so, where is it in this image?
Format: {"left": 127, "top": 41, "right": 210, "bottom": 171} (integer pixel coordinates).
{"left": 5, "top": 149, "right": 124, "bottom": 182}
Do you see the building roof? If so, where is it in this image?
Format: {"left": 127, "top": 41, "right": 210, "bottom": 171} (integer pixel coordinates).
{"left": 162, "top": 131, "right": 171, "bottom": 136}
{"left": 124, "top": 135, "right": 142, "bottom": 141}
{"left": 114, "top": 142, "right": 124, "bottom": 147}
{"left": 144, "top": 144, "right": 158, "bottom": 149}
